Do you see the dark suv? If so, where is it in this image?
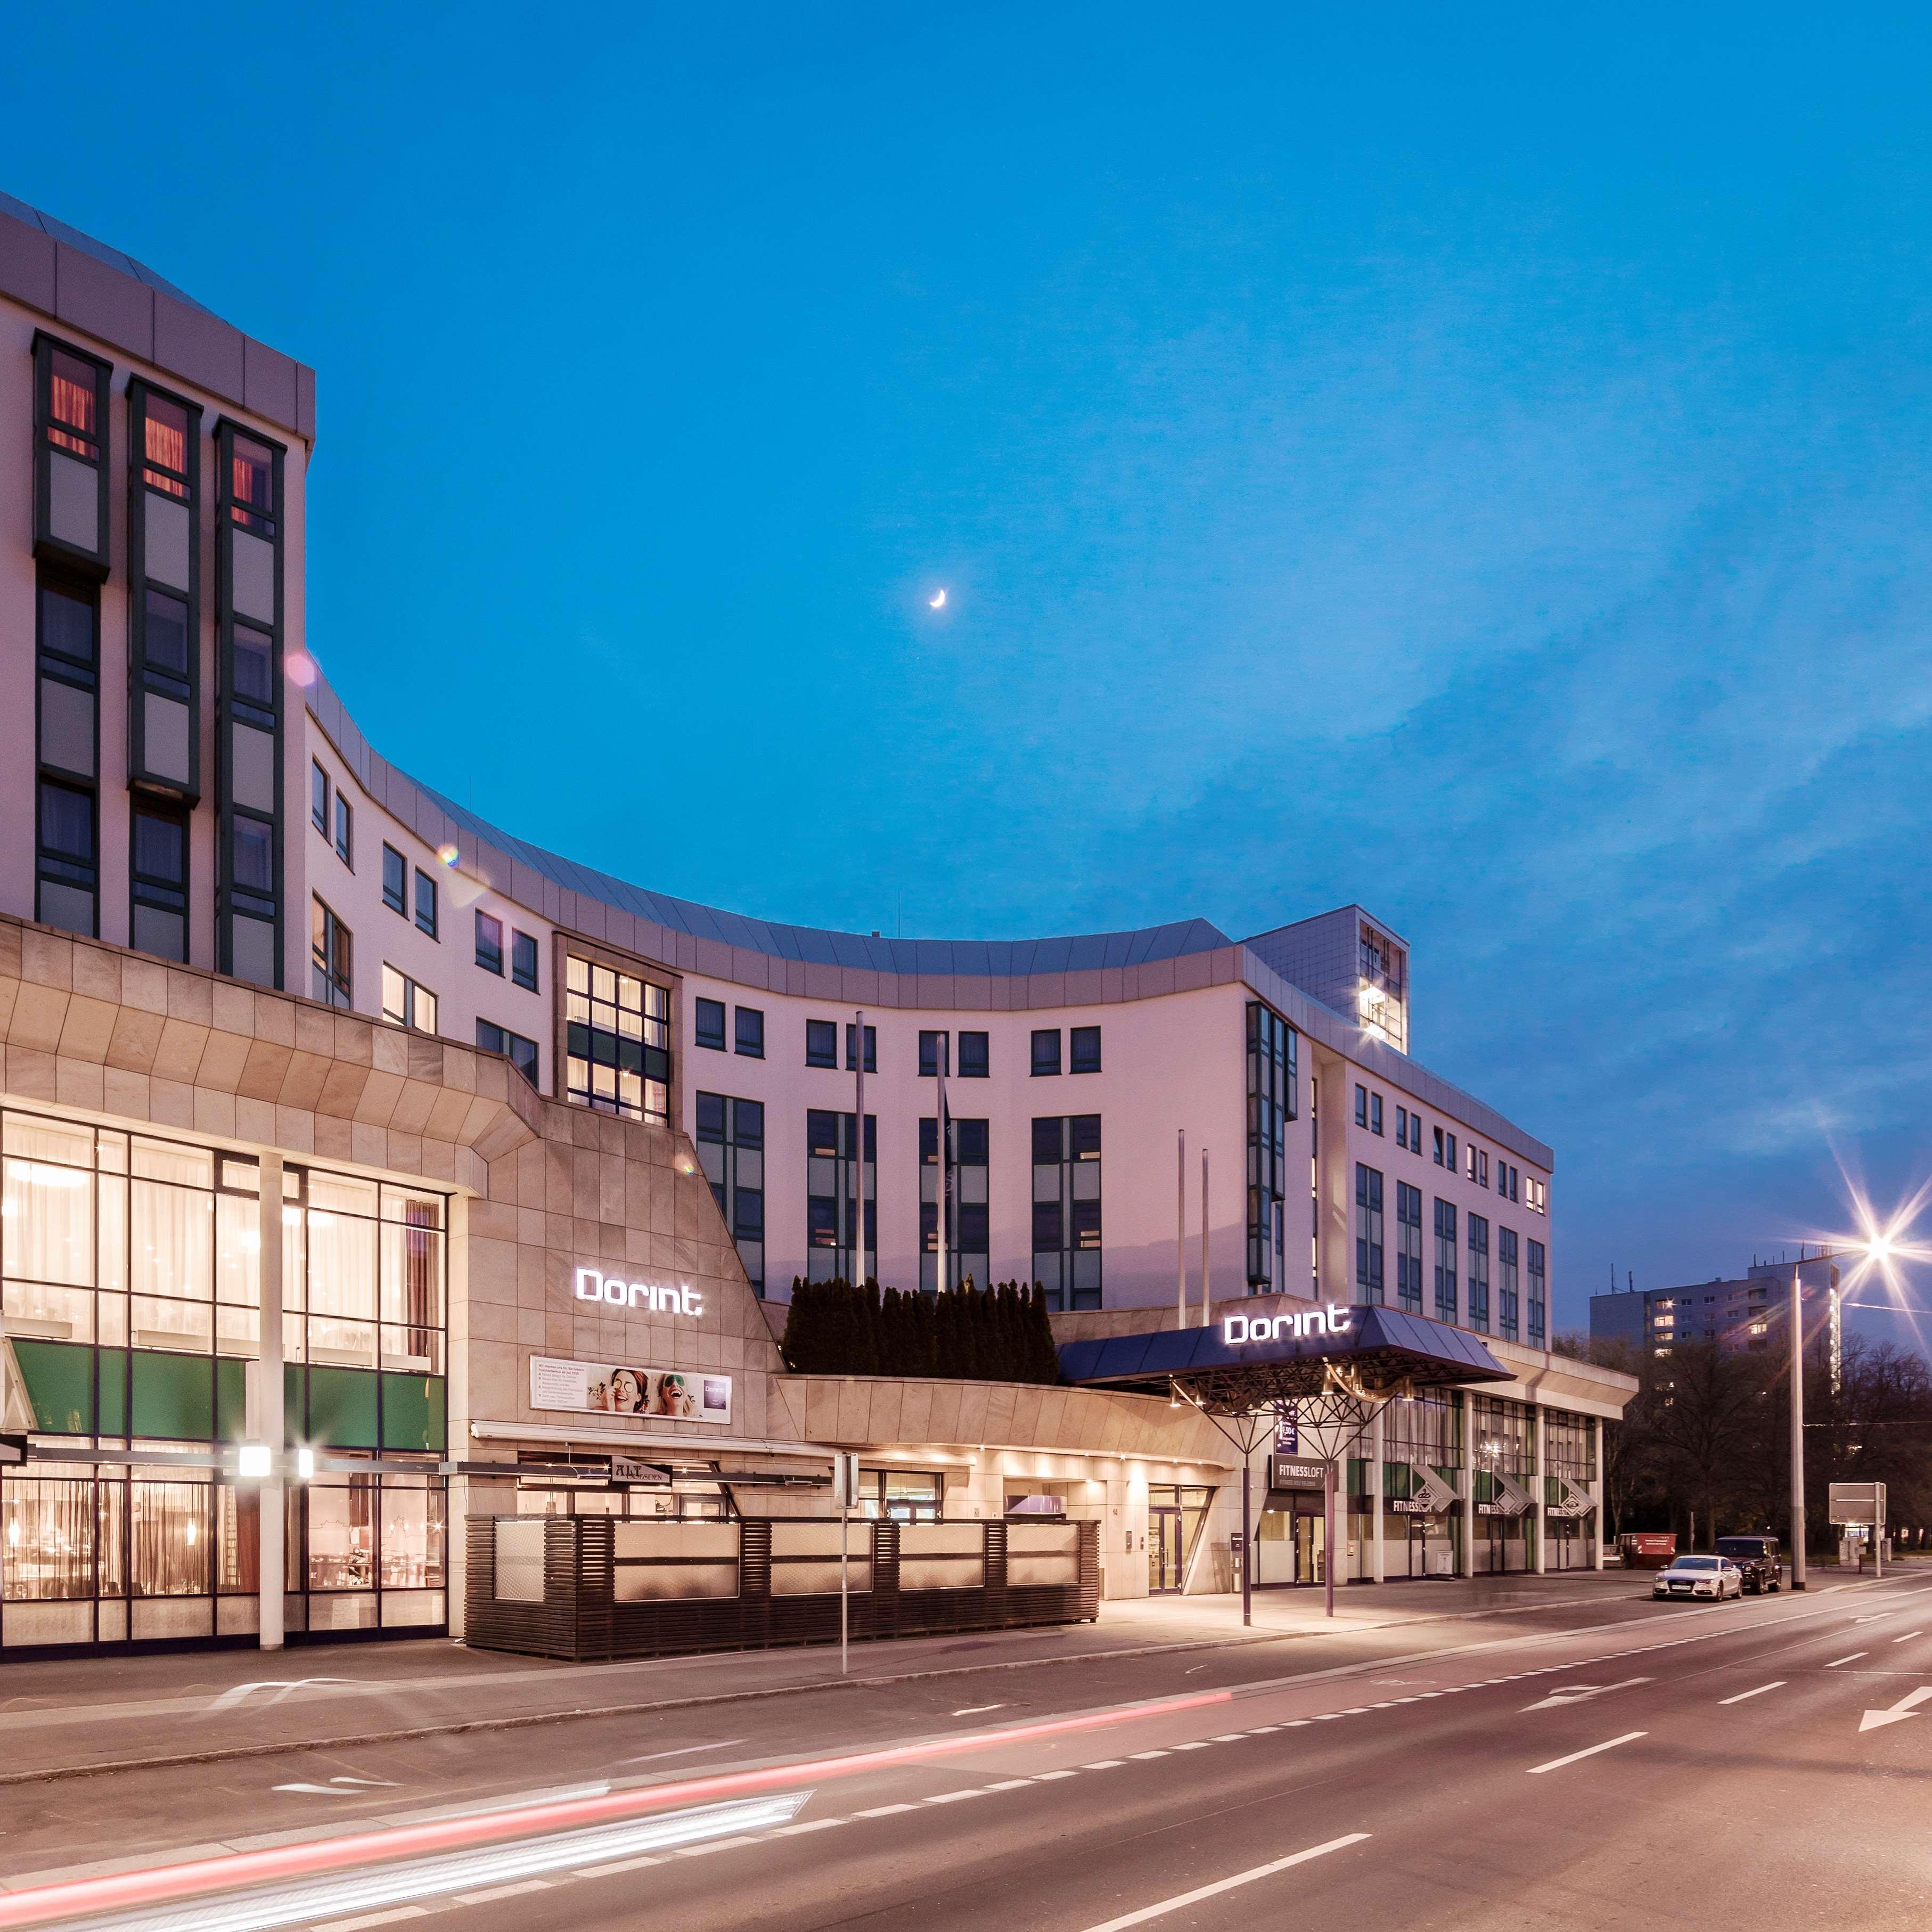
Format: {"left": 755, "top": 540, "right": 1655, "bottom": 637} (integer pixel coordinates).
{"left": 1714, "top": 1535, "right": 1782, "bottom": 1593}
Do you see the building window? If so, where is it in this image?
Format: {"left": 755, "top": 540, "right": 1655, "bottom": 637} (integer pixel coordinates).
{"left": 216, "top": 420, "right": 284, "bottom": 989}
{"left": 1247, "top": 1002, "right": 1298, "bottom": 1292}
{"left": 1396, "top": 1182, "right": 1423, "bottom": 1314}
{"left": 127, "top": 381, "right": 201, "bottom": 802}
{"left": 129, "top": 806, "right": 189, "bottom": 962}
{"left": 1432, "top": 1127, "right": 1444, "bottom": 1165}
{"left": 311, "top": 762, "right": 329, "bottom": 834}
{"left": 1355, "top": 1085, "right": 1368, "bottom": 1128}
{"left": 312, "top": 899, "right": 352, "bottom": 1009}
{"left": 413, "top": 869, "right": 438, "bottom": 939}
{"left": 382, "top": 845, "right": 406, "bottom": 915}
{"left": 1527, "top": 1240, "right": 1546, "bottom": 1345}
{"left": 698, "top": 1095, "right": 766, "bottom": 1295}
{"left": 1371, "top": 1094, "right": 1383, "bottom": 1136}
{"left": 694, "top": 997, "right": 726, "bottom": 1051}
{"left": 381, "top": 965, "right": 438, "bottom": 1036}
{"left": 1467, "top": 1213, "right": 1490, "bottom": 1334}
{"left": 1358, "top": 920, "right": 1407, "bottom": 1053}
{"left": 1032, "top": 1115, "right": 1101, "bottom": 1311}
{"left": 1528, "top": 1177, "right": 1548, "bottom": 1216}
{"left": 919, "top": 1030, "right": 949, "bottom": 1078}
{"left": 1355, "top": 1164, "right": 1384, "bottom": 1303}
{"left": 805, "top": 1019, "right": 838, "bottom": 1069}
{"left": 565, "top": 957, "right": 671, "bottom": 1123}
{"left": 957, "top": 1030, "right": 989, "bottom": 1078}
{"left": 35, "top": 574, "right": 100, "bottom": 938}
{"left": 511, "top": 930, "right": 538, "bottom": 992}
{"left": 475, "top": 911, "right": 504, "bottom": 975}
{"left": 333, "top": 793, "right": 352, "bottom": 867}
{"left": 1069, "top": 1026, "right": 1101, "bottom": 1074}
{"left": 34, "top": 334, "right": 110, "bottom": 575}
{"left": 845, "top": 1022, "right": 876, "bottom": 1072}
{"left": 1433, "top": 1199, "right": 1458, "bottom": 1325}
{"left": 1498, "top": 1226, "right": 1520, "bottom": 1342}
{"left": 735, "top": 1006, "right": 764, "bottom": 1058}
{"left": 922, "top": 1114, "right": 988, "bottom": 1292}
{"left": 807, "top": 1108, "right": 876, "bottom": 1287}
{"left": 1031, "top": 1029, "right": 1061, "bottom": 1077}
{"left": 477, "top": 1019, "right": 538, "bottom": 1087}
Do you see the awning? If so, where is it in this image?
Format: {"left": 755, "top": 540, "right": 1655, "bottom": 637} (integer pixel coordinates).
{"left": 1058, "top": 1304, "right": 1512, "bottom": 1414}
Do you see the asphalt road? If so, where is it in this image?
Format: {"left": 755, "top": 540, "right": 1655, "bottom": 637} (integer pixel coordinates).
{"left": 10, "top": 1574, "right": 1932, "bottom": 1931}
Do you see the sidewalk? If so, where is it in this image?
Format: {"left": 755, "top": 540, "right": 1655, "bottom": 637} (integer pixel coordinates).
{"left": 0, "top": 1570, "right": 1661, "bottom": 1784}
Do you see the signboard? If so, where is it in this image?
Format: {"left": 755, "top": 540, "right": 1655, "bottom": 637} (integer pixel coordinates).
{"left": 1274, "top": 1408, "right": 1298, "bottom": 1453}
{"left": 1271, "top": 1457, "right": 1332, "bottom": 1488}
{"left": 1829, "top": 1481, "right": 1886, "bottom": 1527}
{"left": 530, "top": 1356, "right": 732, "bottom": 1426}
{"left": 610, "top": 1456, "right": 673, "bottom": 1485}
{"left": 574, "top": 1268, "right": 703, "bottom": 1319}
{"left": 1476, "top": 1501, "right": 1526, "bottom": 1517}
{"left": 1224, "top": 1303, "right": 1355, "bottom": 1346}
{"left": 1389, "top": 1498, "right": 1437, "bottom": 1516}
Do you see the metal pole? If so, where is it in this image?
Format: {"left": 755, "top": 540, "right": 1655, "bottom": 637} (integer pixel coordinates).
{"left": 1200, "top": 1147, "right": 1210, "bottom": 1328}
{"left": 1324, "top": 1455, "right": 1337, "bottom": 1618}
{"left": 1176, "top": 1129, "right": 1186, "bottom": 1330}
{"left": 854, "top": 1009, "right": 866, "bottom": 1288}
{"left": 258, "top": 1153, "right": 285, "bottom": 1652}
{"left": 1790, "top": 1264, "right": 1807, "bottom": 1590}
{"left": 1241, "top": 1448, "right": 1252, "bottom": 1628}
{"left": 840, "top": 1501, "right": 849, "bottom": 1675}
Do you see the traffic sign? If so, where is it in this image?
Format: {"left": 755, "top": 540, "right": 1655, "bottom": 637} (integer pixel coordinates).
{"left": 1829, "top": 1482, "right": 1886, "bottom": 1527}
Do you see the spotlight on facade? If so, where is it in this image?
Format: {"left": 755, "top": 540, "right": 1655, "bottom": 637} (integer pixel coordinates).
{"left": 295, "top": 1447, "right": 316, "bottom": 1480}
{"left": 236, "top": 1443, "right": 272, "bottom": 1479}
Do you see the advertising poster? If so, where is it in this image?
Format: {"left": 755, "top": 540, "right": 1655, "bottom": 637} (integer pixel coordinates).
{"left": 529, "top": 1356, "right": 732, "bottom": 1426}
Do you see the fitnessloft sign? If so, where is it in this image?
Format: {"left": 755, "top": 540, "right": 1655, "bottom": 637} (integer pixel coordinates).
{"left": 1223, "top": 1304, "right": 1354, "bottom": 1345}
{"left": 575, "top": 1267, "right": 703, "bottom": 1318}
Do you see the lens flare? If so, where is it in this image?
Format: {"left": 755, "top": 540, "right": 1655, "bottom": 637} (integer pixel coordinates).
{"left": 436, "top": 843, "right": 459, "bottom": 867}
{"left": 1798, "top": 1168, "right": 1932, "bottom": 1354}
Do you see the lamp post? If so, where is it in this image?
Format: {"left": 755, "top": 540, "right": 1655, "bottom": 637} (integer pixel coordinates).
{"left": 1789, "top": 1263, "right": 1807, "bottom": 1590}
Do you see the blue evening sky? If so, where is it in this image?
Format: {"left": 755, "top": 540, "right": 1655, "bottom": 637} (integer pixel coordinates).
{"left": 9, "top": 6, "right": 1931, "bottom": 1337}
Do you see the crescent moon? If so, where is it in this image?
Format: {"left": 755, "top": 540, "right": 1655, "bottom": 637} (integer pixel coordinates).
{"left": 929, "top": 588, "right": 947, "bottom": 609}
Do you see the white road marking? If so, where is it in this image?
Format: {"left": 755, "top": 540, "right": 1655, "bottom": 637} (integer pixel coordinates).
{"left": 1526, "top": 1732, "right": 1647, "bottom": 1775}
{"left": 452, "top": 1878, "right": 554, "bottom": 1903}
{"left": 1210, "top": 1733, "right": 1249, "bottom": 1741}
{"left": 1083, "top": 1760, "right": 1127, "bottom": 1769}
{"left": 570, "top": 1853, "right": 667, "bottom": 1874}
{"left": 1826, "top": 1653, "right": 1869, "bottom": 1667}
{"left": 953, "top": 1704, "right": 1005, "bottom": 1716}
{"left": 672, "top": 1835, "right": 768, "bottom": 1857}
{"left": 924, "top": 1789, "right": 985, "bottom": 1804}
{"left": 1522, "top": 1676, "right": 1653, "bottom": 1713}
{"left": 618, "top": 1739, "right": 746, "bottom": 1766}
{"left": 1077, "top": 1833, "right": 1371, "bottom": 1931}
{"left": 1036, "top": 1770, "right": 1079, "bottom": 1780}
{"left": 1859, "top": 1687, "right": 1932, "bottom": 1733}
{"left": 1718, "top": 1682, "right": 1786, "bottom": 1705}
{"left": 1172, "top": 1741, "right": 1213, "bottom": 1751}
{"left": 984, "top": 1778, "right": 1036, "bottom": 1791}
{"left": 1128, "top": 1750, "right": 1168, "bottom": 1759}
{"left": 853, "top": 1803, "right": 918, "bottom": 1817}
{"left": 768, "top": 1818, "right": 848, "bottom": 1836}
{"left": 313, "top": 1912, "right": 426, "bottom": 1931}
{"left": 1893, "top": 1632, "right": 1923, "bottom": 1643}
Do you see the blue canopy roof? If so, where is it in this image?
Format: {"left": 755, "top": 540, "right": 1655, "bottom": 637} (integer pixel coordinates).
{"left": 1059, "top": 1304, "right": 1511, "bottom": 1408}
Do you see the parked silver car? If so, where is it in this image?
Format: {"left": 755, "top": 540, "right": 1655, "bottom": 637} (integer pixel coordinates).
{"left": 1652, "top": 1555, "right": 1744, "bottom": 1600}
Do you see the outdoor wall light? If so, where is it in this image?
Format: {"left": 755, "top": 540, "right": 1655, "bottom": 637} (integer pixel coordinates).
{"left": 295, "top": 1447, "right": 316, "bottom": 1480}
{"left": 237, "top": 1443, "right": 272, "bottom": 1479}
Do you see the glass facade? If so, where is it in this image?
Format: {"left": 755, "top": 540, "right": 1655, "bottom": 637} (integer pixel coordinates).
{"left": 697, "top": 1094, "right": 766, "bottom": 1295}
{"left": 921, "top": 1115, "right": 988, "bottom": 1292}
{"left": 1032, "top": 1115, "right": 1101, "bottom": 1311}
{"left": 1245, "top": 1001, "right": 1298, "bottom": 1291}
{"left": 0, "top": 1108, "right": 448, "bottom": 1649}
{"left": 804, "top": 1108, "right": 877, "bottom": 1288}
{"left": 564, "top": 957, "right": 671, "bottom": 1124}
{"left": 1470, "top": 1391, "right": 1535, "bottom": 1574}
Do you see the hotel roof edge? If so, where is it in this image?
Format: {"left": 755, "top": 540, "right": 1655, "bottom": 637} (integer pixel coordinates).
{"left": 0, "top": 190, "right": 314, "bottom": 445}
{"left": 305, "top": 682, "right": 1555, "bottom": 1172}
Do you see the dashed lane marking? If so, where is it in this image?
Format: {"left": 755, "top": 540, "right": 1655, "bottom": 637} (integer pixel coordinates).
{"left": 1827, "top": 1654, "right": 1869, "bottom": 1668}
{"left": 1718, "top": 1682, "right": 1786, "bottom": 1705}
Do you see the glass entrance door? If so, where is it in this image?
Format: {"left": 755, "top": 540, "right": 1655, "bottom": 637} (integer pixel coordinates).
{"left": 1256, "top": 1494, "right": 1327, "bottom": 1586}
{"left": 1148, "top": 1509, "right": 1184, "bottom": 1592}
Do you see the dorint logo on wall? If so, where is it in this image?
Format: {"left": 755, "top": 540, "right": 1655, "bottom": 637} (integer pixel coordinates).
{"left": 576, "top": 1267, "right": 703, "bottom": 1318}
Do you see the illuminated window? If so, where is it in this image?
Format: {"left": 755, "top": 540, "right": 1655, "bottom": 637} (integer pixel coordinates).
{"left": 381, "top": 965, "right": 438, "bottom": 1036}
{"left": 566, "top": 957, "right": 670, "bottom": 1124}
{"left": 311, "top": 898, "right": 352, "bottom": 1009}
{"left": 33, "top": 335, "right": 110, "bottom": 574}
{"left": 1395, "top": 1183, "right": 1423, "bottom": 1313}
{"left": 1032, "top": 1115, "right": 1098, "bottom": 1310}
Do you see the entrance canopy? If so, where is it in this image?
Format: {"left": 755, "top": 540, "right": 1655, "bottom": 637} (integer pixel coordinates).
{"left": 1058, "top": 1304, "right": 1511, "bottom": 1417}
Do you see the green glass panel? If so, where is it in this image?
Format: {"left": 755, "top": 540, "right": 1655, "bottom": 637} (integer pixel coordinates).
{"left": 99, "top": 1347, "right": 128, "bottom": 1436}
{"left": 130, "top": 1350, "right": 214, "bottom": 1441}
{"left": 215, "top": 1357, "right": 249, "bottom": 1440}
{"left": 307, "top": 1365, "right": 379, "bottom": 1448}
{"left": 284, "top": 1362, "right": 305, "bottom": 1446}
{"left": 12, "top": 1339, "right": 94, "bottom": 1435}
{"left": 380, "top": 1374, "right": 446, "bottom": 1453}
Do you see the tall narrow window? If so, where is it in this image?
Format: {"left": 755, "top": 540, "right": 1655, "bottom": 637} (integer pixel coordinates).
{"left": 922, "top": 1114, "right": 988, "bottom": 1292}
{"left": 474, "top": 911, "right": 504, "bottom": 975}
{"left": 1497, "top": 1226, "right": 1520, "bottom": 1342}
{"left": 127, "top": 381, "right": 202, "bottom": 801}
{"left": 413, "top": 869, "right": 438, "bottom": 939}
{"left": 1467, "top": 1213, "right": 1490, "bottom": 1334}
{"left": 1433, "top": 1199, "right": 1458, "bottom": 1325}
{"left": 734, "top": 1007, "right": 764, "bottom": 1058}
{"left": 1395, "top": 1182, "right": 1423, "bottom": 1314}
{"left": 845, "top": 1022, "right": 876, "bottom": 1072}
{"left": 1527, "top": 1240, "right": 1547, "bottom": 1346}
{"left": 34, "top": 334, "right": 111, "bottom": 577}
{"left": 564, "top": 957, "right": 671, "bottom": 1123}
{"left": 382, "top": 845, "right": 406, "bottom": 915}
{"left": 806, "top": 1108, "right": 875, "bottom": 1286}
{"left": 35, "top": 578, "right": 99, "bottom": 935}
{"left": 698, "top": 1094, "right": 766, "bottom": 1295}
{"left": 1355, "top": 1164, "right": 1384, "bottom": 1303}
{"left": 693, "top": 997, "right": 726, "bottom": 1051}
{"left": 333, "top": 793, "right": 352, "bottom": 867}
{"left": 805, "top": 1019, "right": 838, "bottom": 1069}
{"left": 476, "top": 1019, "right": 539, "bottom": 1088}
{"left": 216, "top": 421, "right": 285, "bottom": 987}
{"left": 1069, "top": 1026, "right": 1101, "bottom": 1074}
{"left": 1030, "top": 1029, "right": 1061, "bottom": 1077}
{"left": 511, "top": 930, "right": 539, "bottom": 992}
{"left": 919, "top": 1030, "right": 949, "bottom": 1078}
{"left": 311, "top": 899, "right": 352, "bottom": 1009}
{"left": 311, "top": 763, "right": 329, "bottom": 833}
{"left": 129, "top": 806, "right": 189, "bottom": 962}
{"left": 957, "top": 1030, "right": 989, "bottom": 1078}
{"left": 1033, "top": 1115, "right": 1101, "bottom": 1311}
{"left": 1246, "top": 1002, "right": 1298, "bottom": 1291}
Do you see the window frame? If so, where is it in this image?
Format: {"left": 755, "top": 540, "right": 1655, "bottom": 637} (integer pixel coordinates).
{"left": 1069, "top": 1025, "right": 1101, "bottom": 1075}
{"left": 32, "top": 332, "right": 112, "bottom": 579}
{"left": 919, "top": 1030, "right": 950, "bottom": 1079}
{"left": 126, "top": 377, "right": 203, "bottom": 804}
{"left": 311, "top": 897, "right": 353, "bottom": 1010}
{"left": 957, "top": 1030, "right": 989, "bottom": 1078}
{"left": 805, "top": 1018, "right": 838, "bottom": 1069}
{"left": 381, "top": 964, "right": 439, "bottom": 1037}
{"left": 510, "top": 929, "right": 538, "bottom": 992}
{"left": 475, "top": 910, "right": 505, "bottom": 976}
{"left": 1030, "top": 1029, "right": 1061, "bottom": 1077}
{"left": 477, "top": 1019, "right": 539, "bottom": 1088}
{"left": 34, "top": 575, "right": 101, "bottom": 937}
{"left": 129, "top": 800, "right": 190, "bottom": 963}
{"left": 333, "top": 791, "right": 353, "bottom": 867}
{"left": 734, "top": 1006, "right": 765, "bottom": 1059}
{"left": 845, "top": 1022, "right": 877, "bottom": 1073}
{"left": 694, "top": 997, "right": 726, "bottom": 1052}
{"left": 381, "top": 845, "right": 407, "bottom": 915}
{"left": 413, "top": 869, "right": 439, "bottom": 940}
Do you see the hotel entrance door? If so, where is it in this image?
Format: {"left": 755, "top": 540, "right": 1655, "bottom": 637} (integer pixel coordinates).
{"left": 1148, "top": 1508, "right": 1184, "bottom": 1593}
{"left": 1255, "top": 1491, "right": 1327, "bottom": 1587}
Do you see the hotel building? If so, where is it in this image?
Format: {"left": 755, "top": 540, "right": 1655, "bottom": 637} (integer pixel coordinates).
{"left": 0, "top": 192, "right": 1632, "bottom": 1655}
